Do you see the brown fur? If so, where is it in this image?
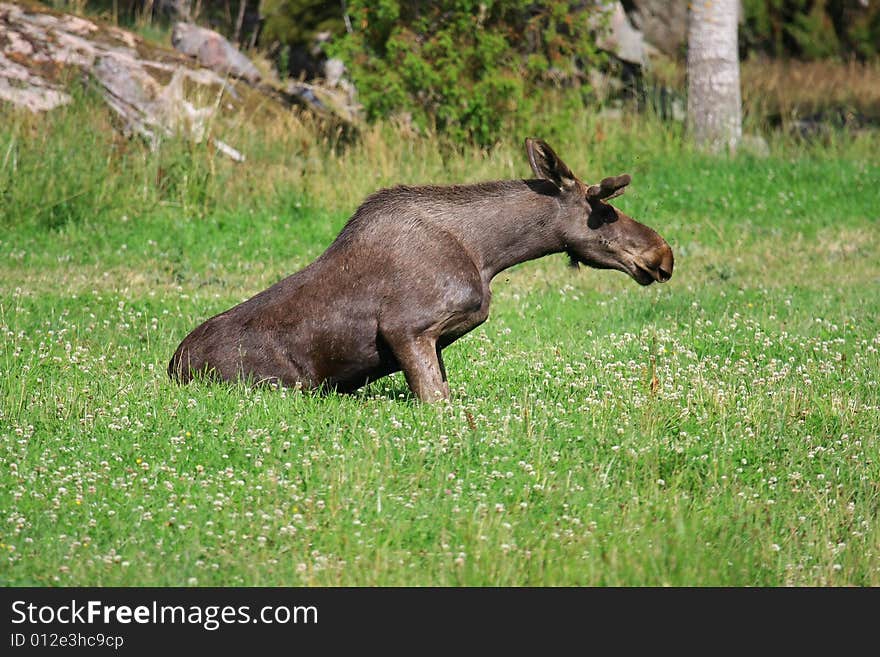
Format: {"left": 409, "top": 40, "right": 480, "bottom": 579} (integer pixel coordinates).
{"left": 168, "top": 139, "right": 674, "bottom": 401}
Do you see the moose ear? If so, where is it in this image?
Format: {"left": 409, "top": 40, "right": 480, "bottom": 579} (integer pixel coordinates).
{"left": 586, "top": 174, "right": 631, "bottom": 201}
{"left": 525, "top": 138, "right": 577, "bottom": 191}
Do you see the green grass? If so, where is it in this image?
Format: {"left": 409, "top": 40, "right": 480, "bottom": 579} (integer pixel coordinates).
{"left": 1, "top": 95, "right": 879, "bottom": 586}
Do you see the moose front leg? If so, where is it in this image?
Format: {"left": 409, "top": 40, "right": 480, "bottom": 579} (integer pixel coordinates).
{"left": 387, "top": 333, "right": 449, "bottom": 402}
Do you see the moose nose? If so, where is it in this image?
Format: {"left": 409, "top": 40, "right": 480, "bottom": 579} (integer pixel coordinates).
{"left": 652, "top": 245, "right": 674, "bottom": 283}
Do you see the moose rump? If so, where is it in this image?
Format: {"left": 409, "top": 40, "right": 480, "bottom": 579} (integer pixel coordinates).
{"left": 167, "top": 203, "right": 488, "bottom": 395}
{"left": 168, "top": 259, "right": 389, "bottom": 390}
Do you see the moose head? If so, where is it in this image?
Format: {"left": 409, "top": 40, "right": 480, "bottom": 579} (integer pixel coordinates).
{"left": 525, "top": 137, "right": 674, "bottom": 285}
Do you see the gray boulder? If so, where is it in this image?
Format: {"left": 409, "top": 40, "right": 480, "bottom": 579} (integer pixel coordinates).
{"left": 625, "top": 0, "right": 689, "bottom": 59}
{"left": 171, "top": 22, "right": 260, "bottom": 84}
{"left": 595, "top": 1, "right": 655, "bottom": 66}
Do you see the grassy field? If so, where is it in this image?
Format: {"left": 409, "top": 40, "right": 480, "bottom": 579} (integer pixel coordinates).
{"left": 1, "top": 92, "right": 879, "bottom": 586}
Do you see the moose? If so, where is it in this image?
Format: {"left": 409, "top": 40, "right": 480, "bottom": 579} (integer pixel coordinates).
{"left": 169, "top": 138, "right": 673, "bottom": 401}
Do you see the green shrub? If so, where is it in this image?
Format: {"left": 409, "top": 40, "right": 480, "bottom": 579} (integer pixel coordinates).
{"left": 260, "top": 0, "right": 345, "bottom": 52}
{"left": 741, "top": 0, "right": 880, "bottom": 60}
{"left": 328, "top": 1, "right": 604, "bottom": 146}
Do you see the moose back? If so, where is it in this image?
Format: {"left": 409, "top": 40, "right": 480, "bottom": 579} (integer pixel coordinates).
{"left": 169, "top": 138, "right": 674, "bottom": 401}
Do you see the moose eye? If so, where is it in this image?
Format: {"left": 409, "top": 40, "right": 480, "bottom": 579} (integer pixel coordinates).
{"left": 587, "top": 203, "right": 616, "bottom": 229}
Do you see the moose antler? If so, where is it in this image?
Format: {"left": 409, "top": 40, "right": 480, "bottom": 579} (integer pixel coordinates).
{"left": 586, "top": 174, "right": 631, "bottom": 201}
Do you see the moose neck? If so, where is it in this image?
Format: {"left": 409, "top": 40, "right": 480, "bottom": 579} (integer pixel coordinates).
{"left": 440, "top": 180, "right": 566, "bottom": 281}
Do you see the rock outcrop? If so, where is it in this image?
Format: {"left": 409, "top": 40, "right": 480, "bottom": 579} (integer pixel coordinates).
{"left": 0, "top": 3, "right": 360, "bottom": 160}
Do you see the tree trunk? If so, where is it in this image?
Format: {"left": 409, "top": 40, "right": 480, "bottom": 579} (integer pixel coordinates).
{"left": 687, "top": 0, "right": 742, "bottom": 153}
{"left": 233, "top": 0, "right": 246, "bottom": 46}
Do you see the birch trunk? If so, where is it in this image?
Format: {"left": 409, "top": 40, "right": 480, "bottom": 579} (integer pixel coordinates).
{"left": 687, "top": 0, "right": 742, "bottom": 152}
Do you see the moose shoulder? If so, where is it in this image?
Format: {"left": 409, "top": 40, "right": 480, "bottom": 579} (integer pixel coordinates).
{"left": 168, "top": 138, "right": 674, "bottom": 401}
